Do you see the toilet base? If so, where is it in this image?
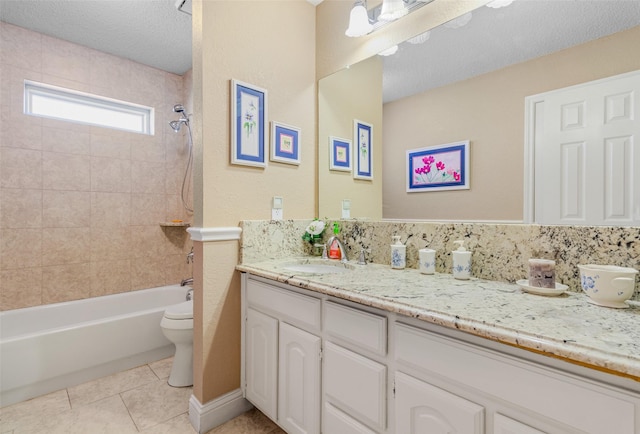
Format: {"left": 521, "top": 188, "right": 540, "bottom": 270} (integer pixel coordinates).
{"left": 168, "top": 342, "right": 193, "bottom": 387}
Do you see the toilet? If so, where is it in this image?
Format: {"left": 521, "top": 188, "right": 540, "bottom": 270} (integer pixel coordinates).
{"left": 160, "top": 299, "right": 194, "bottom": 387}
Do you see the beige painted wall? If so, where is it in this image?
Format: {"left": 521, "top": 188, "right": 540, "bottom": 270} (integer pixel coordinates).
{"left": 383, "top": 25, "right": 640, "bottom": 221}
{"left": 318, "top": 56, "right": 383, "bottom": 219}
{"left": 192, "top": 0, "right": 316, "bottom": 403}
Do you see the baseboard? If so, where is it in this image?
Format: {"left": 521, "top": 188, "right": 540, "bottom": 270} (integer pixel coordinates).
{"left": 188, "top": 389, "right": 253, "bottom": 434}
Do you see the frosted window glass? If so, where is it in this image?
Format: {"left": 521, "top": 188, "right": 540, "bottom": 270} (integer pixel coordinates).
{"left": 24, "top": 80, "right": 154, "bottom": 135}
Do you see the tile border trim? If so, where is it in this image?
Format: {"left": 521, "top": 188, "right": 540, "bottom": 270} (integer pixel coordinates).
{"left": 187, "top": 227, "right": 242, "bottom": 242}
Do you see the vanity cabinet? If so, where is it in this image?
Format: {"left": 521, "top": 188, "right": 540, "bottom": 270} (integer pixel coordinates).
{"left": 241, "top": 274, "right": 640, "bottom": 434}
{"left": 322, "top": 301, "right": 388, "bottom": 433}
{"left": 394, "top": 371, "right": 484, "bottom": 434}
{"left": 244, "top": 277, "right": 321, "bottom": 434}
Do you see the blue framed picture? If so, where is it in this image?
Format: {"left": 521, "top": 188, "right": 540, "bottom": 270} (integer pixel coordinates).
{"left": 231, "top": 79, "right": 268, "bottom": 167}
{"left": 270, "top": 121, "right": 301, "bottom": 165}
{"left": 406, "top": 140, "right": 470, "bottom": 192}
{"left": 354, "top": 119, "right": 373, "bottom": 180}
{"left": 329, "top": 136, "right": 352, "bottom": 172}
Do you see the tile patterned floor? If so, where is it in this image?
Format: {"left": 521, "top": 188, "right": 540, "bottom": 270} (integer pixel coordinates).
{"left": 0, "top": 358, "right": 285, "bottom": 434}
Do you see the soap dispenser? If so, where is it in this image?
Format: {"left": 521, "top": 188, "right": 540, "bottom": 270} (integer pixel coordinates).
{"left": 328, "top": 223, "right": 342, "bottom": 260}
{"left": 452, "top": 240, "right": 471, "bottom": 280}
{"left": 391, "top": 235, "right": 406, "bottom": 270}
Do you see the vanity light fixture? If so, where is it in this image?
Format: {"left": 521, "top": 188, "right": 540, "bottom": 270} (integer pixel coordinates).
{"left": 345, "top": 0, "right": 435, "bottom": 38}
{"left": 378, "top": 45, "right": 399, "bottom": 56}
{"left": 345, "top": 0, "right": 373, "bottom": 37}
{"left": 378, "top": 0, "right": 408, "bottom": 22}
{"left": 407, "top": 30, "right": 431, "bottom": 44}
{"left": 486, "top": 0, "right": 514, "bottom": 8}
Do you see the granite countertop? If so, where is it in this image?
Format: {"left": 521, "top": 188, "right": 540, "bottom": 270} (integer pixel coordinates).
{"left": 237, "top": 257, "right": 640, "bottom": 382}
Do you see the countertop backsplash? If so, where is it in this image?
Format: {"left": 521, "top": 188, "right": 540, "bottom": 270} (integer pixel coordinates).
{"left": 239, "top": 219, "right": 640, "bottom": 301}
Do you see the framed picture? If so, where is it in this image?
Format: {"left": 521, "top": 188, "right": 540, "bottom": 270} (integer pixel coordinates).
{"left": 329, "top": 136, "right": 352, "bottom": 171}
{"left": 231, "top": 79, "right": 268, "bottom": 167}
{"left": 406, "top": 140, "right": 470, "bottom": 192}
{"left": 270, "top": 121, "right": 301, "bottom": 165}
{"left": 353, "top": 119, "right": 373, "bottom": 180}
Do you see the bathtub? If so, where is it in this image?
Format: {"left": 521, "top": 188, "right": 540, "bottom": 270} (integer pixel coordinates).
{"left": 0, "top": 284, "right": 190, "bottom": 407}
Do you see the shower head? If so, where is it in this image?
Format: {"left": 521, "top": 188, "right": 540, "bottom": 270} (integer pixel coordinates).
{"left": 170, "top": 119, "right": 184, "bottom": 132}
{"left": 173, "top": 104, "right": 185, "bottom": 114}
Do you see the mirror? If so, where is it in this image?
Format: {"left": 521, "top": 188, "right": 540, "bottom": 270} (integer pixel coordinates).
{"left": 318, "top": 1, "right": 640, "bottom": 221}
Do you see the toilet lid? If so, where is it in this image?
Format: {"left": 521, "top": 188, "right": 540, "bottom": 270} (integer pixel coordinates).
{"left": 164, "top": 300, "right": 193, "bottom": 320}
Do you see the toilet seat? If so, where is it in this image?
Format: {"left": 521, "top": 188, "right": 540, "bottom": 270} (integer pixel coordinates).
{"left": 163, "top": 300, "right": 193, "bottom": 320}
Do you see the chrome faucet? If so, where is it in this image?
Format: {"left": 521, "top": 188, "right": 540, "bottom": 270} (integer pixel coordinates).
{"left": 180, "top": 277, "right": 193, "bottom": 286}
{"left": 325, "top": 236, "right": 348, "bottom": 263}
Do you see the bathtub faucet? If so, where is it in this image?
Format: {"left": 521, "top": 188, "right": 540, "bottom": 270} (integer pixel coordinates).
{"left": 181, "top": 277, "right": 193, "bottom": 286}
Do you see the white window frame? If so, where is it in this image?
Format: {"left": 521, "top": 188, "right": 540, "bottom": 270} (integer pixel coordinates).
{"left": 24, "top": 80, "right": 154, "bottom": 135}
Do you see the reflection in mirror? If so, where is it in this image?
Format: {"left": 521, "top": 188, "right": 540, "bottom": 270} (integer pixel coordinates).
{"left": 318, "top": 1, "right": 640, "bottom": 222}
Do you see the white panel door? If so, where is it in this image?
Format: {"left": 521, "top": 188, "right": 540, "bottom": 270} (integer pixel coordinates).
{"left": 395, "top": 371, "right": 484, "bottom": 434}
{"left": 278, "top": 322, "right": 321, "bottom": 434}
{"left": 535, "top": 70, "right": 640, "bottom": 225}
{"left": 245, "top": 308, "right": 278, "bottom": 421}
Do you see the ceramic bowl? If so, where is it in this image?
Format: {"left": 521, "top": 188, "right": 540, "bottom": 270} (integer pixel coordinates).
{"left": 578, "top": 264, "right": 638, "bottom": 308}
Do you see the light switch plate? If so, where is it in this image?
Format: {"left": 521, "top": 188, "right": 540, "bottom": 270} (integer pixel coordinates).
{"left": 342, "top": 199, "right": 351, "bottom": 219}
{"left": 272, "top": 196, "right": 283, "bottom": 220}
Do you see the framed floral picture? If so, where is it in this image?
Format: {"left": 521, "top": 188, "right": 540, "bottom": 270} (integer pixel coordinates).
{"left": 406, "top": 140, "right": 470, "bottom": 192}
{"left": 329, "top": 136, "right": 352, "bottom": 171}
{"left": 270, "top": 121, "right": 301, "bottom": 165}
{"left": 231, "top": 79, "right": 268, "bottom": 167}
{"left": 353, "top": 119, "right": 373, "bottom": 180}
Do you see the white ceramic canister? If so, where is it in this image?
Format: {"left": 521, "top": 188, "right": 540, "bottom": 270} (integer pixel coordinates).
{"left": 452, "top": 240, "right": 471, "bottom": 280}
{"left": 391, "top": 235, "right": 406, "bottom": 270}
{"left": 419, "top": 248, "right": 436, "bottom": 274}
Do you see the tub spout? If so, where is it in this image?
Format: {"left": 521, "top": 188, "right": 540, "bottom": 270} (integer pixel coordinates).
{"left": 180, "top": 277, "right": 193, "bottom": 286}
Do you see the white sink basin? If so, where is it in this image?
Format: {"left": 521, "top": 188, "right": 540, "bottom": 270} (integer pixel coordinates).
{"left": 282, "top": 261, "right": 351, "bottom": 274}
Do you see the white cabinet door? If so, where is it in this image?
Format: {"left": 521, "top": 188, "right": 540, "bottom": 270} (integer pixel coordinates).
{"left": 278, "top": 322, "right": 321, "bottom": 434}
{"left": 395, "top": 371, "right": 484, "bottom": 434}
{"left": 323, "top": 341, "right": 386, "bottom": 432}
{"left": 245, "top": 308, "right": 278, "bottom": 421}
{"left": 323, "top": 402, "right": 378, "bottom": 434}
{"left": 493, "top": 413, "right": 546, "bottom": 434}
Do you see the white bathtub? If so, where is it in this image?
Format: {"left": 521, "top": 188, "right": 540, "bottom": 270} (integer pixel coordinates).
{"left": 0, "top": 284, "right": 190, "bottom": 407}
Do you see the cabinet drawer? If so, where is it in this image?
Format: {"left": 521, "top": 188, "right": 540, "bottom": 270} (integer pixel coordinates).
{"left": 323, "top": 402, "right": 377, "bottom": 434}
{"left": 395, "top": 323, "right": 637, "bottom": 434}
{"left": 324, "top": 301, "right": 386, "bottom": 356}
{"left": 323, "top": 341, "right": 386, "bottom": 432}
{"left": 247, "top": 279, "right": 321, "bottom": 330}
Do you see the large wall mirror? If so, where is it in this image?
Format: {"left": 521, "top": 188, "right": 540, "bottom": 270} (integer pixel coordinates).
{"left": 318, "top": 0, "right": 640, "bottom": 222}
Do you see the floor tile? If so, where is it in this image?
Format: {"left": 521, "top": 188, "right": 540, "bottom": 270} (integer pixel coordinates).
{"left": 121, "top": 379, "right": 192, "bottom": 431}
{"left": 0, "top": 389, "right": 70, "bottom": 433}
{"left": 68, "top": 365, "right": 158, "bottom": 408}
{"left": 13, "top": 395, "right": 138, "bottom": 434}
{"left": 205, "top": 408, "right": 285, "bottom": 434}
{"left": 140, "top": 412, "right": 196, "bottom": 434}
{"left": 148, "top": 357, "right": 173, "bottom": 380}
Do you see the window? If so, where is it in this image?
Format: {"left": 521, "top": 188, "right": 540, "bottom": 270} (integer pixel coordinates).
{"left": 24, "top": 80, "right": 154, "bottom": 135}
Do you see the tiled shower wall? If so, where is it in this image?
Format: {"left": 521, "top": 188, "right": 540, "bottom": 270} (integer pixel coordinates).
{"left": 0, "top": 22, "right": 193, "bottom": 310}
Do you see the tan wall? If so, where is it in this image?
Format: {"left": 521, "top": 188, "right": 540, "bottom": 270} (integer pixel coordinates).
{"left": 0, "top": 22, "right": 193, "bottom": 311}
{"left": 383, "top": 25, "right": 640, "bottom": 221}
{"left": 192, "top": 0, "right": 316, "bottom": 403}
{"left": 318, "top": 56, "right": 383, "bottom": 219}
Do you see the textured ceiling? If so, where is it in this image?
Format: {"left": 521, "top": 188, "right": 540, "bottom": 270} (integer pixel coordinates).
{"left": 383, "top": 0, "right": 640, "bottom": 102}
{"left": 0, "top": 0, "right": 192, "bottom": 75}
{"left": 1, "top": 0, "right": 639, "bottom": 99}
